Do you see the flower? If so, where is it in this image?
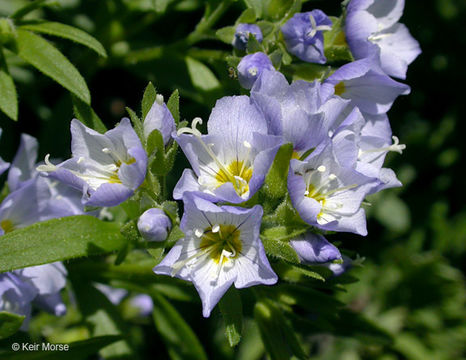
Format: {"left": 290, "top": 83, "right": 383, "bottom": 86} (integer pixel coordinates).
{"left": 232, "top": 23, "right": 263, "bottom": 51}
{"left": 173, "top": 96, "right": 281, "bottom": 203}
{"left": 0, "top": 128, "right": 10, "bottom": 176}
{"left": 137, "top": 208, "right": 172, "bottom": 242}
{"left": 237, "top": 52, "right": 274, "bottom": 89}
{"left": 37, "top": 118, "right": 147, "bottom": 207}
{"left": 251, "top": 69, "right": 351, "bottom": 158}
{"left": 143, "top": 94, "right": 176, "bottom": 146}
{"left": 154, "top": 194, "right": 277, "bottom": 317}
{"left": 288, "top": 143, "right": 375, "bottom": 235}
{"left": 281, "top": 10, "right": 332, "bottom": 64}
{"left": 290, "top": 233, "right": 342, "bottom": 264}
{"left": 321, "top": 57, "right": 410, "bottom": 115}
{"left": 345, "top": 0, "right": 421, "bottom": 79}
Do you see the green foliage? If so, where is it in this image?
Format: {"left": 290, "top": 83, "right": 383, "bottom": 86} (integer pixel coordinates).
{"left": 152, "top": 292, "right": 208, "bottom": 360}
{"left": 185, "top": 57, "right": 220, "bottom": 92}
{"left": 0, "top": 216, "right": 125, "bottom": 272}
{"left": 262, "top": 143, "right": 293, "bottom": 200}
{"left": 0, "top": 50, "right": 17, "bottom": 120}
{"left": 0, "top": 312, "right": 24, "bottom": 339}
{"left": 10, "top": 29, "right": 90, "bottom": 104}
{"left": 219, "top": 287, "right": 243, "bottom": 347}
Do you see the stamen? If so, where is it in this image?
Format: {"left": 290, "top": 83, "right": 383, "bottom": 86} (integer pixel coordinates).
{"left": 195, "top": 228, "right": 204, "bottom": 237}
{"left": 77, "top": 156, "right": 85, "bottom": 164}
{"left": 317, "top": 165, "right": 326, "bottom": 172}
{"left": 36, "top": 154, "right": 57, "bottom": 172}
{"left": 248, "top": 67, "right": 258, "bottom": 76}
{"left": 212, "top": 224, "right": 220, "bottom": 233}
{"left": 368, "top": 32, "right": 392, "bottom": 42}
{"left": 358, "top": 136, "right": 406, "bottom": 157}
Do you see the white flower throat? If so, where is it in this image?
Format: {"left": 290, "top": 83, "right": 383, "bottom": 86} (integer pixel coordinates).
{"left": 301, "top": 165, "right": 357, "bottom": 224}
{"left": 177, "top": 118, "right": 254, "bottom": 198}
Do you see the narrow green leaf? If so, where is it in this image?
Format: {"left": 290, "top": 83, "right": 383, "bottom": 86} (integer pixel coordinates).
{"left": 0, "top": 215, "right": 125, "bottom": 272}
{"left": 236, "top": 8, "right": 257, "bottom": 24}
{"left": 141, "top": 81, "right": 157, "bottom": 120}
{"left": 152, "top": 292, "right": 208, "bottom": 360}
{"left": 166, "top": 89, "right": 180, "bottom": 124}
{"left": 72, "top": 95, "right": 106, "bottom": 133}
{"left": 0, "top": 50, "right": 18, "bottom": 121}
{"left": 263, "top": 143, "right": 293, "bottom": 199}
{"left": 219, "top": 287, "right": 243, "bottom": 347}
{"left": 0, "top": 312, "right": 24, "bottom": 339}
{"left": 11, "top": 29, "right": 90, "bottom": 104}
{"left": 254, "top": 299, "right": 307, "bottom": 360}
{"left": 185, "top": 57, "right": 220, "bottom": 92}
{"left": 19, "top": 22, "right": 107, "bottom": 57}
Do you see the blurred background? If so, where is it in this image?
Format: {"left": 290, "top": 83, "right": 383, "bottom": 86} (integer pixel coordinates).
{"left": 0, "top": 0, "right": 464, "bottom": 359}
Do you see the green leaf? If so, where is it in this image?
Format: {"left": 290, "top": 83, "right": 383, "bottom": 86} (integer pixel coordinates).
{"left": 254, "top": 299, "right": 307, "bottom": 360}
{"left": 323, "top": 16, "right": 353, "bottom": 62}
{"left": 374, "top": 194, "right": 411, "bottom": 233}
{"left": 0, "top": 216, "right": 125, "bottom": 272}
{"left": 0, "top": 335, "right": 123, "bottom": 360}
{"left": 72, "top": 95, "right": 107, "bottom": 133}
{"left": 185, "top": 57, "right": 220, "bottom": 92}
{"left": 19, "top": 21, "right": 107, "bottom": 58}
{"left": 141, "top": 81, "right": 157, "bottom": 120}
{"left": 0, "top": 50, "right": 18, "bottom": 121}
{"left": 152, "top": 292, "right": 208, "bottom": 360}
{"left": 11, "top": 29, "right": 90, "bottom": 104}
{"left": 166, "top": 89, "right": 180, "bottom": 124}
{"left": 0, "top": 312, "right": 24, "bottom": 339}
{"left": 243, "top": 0, "right": 263, "bottom": 18}
{"left": 70, "top": 280, "right": 133, "bottom": 359}
{"left": 237, "top": 8, "right": 257, "bottom": 24}
{"left": 147, "top": 129, "right": 164, "bottom": 158}
{"left": 216, "top": 26, "right": 235, "bottom": 45}
{"left": 267, "top": 0, "right": 294, "bottom": 21}
{"left": 263, "top": 143, "right": 293, "bottom": 199}
{"left": 10, "top": 0, "right": 50, "bottom": 20}
{"left": 219, "top": 287, "right": 243, "bottom": 347}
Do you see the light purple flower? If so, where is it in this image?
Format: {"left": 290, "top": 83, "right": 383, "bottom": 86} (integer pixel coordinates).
{"left": 138, "top": 208, "right": 171, "bottom": 242}
{"left": 237, "top": 53, "right": 274, "bottom": 89}
{"left": 281, "top": 10, "right": 332, "bottom": 64}
{"left": 251, "top": 69, "right": 351, "bottom": 158}
{"left": 143, "top": 94, "right": 176, "bottom": 146}
{"left": 345, "top": 0, "right": 421, "bottom": 79}
{"left": 0, "top": 128, "right": 10, "bottom": 176}
{"left": 288, "top": 143, "right": 375, "bottom": 235}
{"left": 94, "top": 283, "right": 128, "bottom": 305}
{"left": 37, "top": 119, "right": 147, "bottom": 207}
{"left": 173, "top": 96, "right": 281, "bottom": 204}
{"left": 321, "top": 57, "right": 410, "bottom": 115}
{"left": 130, "top": 294, "right": 153, "bottom": 317}
{"left": 290, "top": 233, "right": 341, "bottom": 264}
{"left": 154, "top": 194, "right": 277, "bottom": 317}
{"left": 8, "top": 134, "right": 39, "bottom": 191}
{"left": 233, "top": 23, "right": 263, "bottom": 51}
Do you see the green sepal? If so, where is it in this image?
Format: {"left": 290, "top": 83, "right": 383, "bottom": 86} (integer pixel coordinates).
{"left": 126, "top": 106, "right": 145, "bottom": 145}
{"left": 246, "top": 33, "right": 262, "bottom": 53}
{"left": 141, "top": 81, "right": 157, "bottom": 121}
{"left": 166, "top": 89, "right": 180, "bottom": 124}
{"left": 260, "top": 233, "right": 300, "bottom": 264}
{"left": 324, "top": 16, "right": 353, "bottom": 63}
{"left": 262, "top": 143, "right": 293, "bottom": 200}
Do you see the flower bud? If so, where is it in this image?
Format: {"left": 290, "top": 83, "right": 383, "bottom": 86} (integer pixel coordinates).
{"left": 233, "top": 23, "right": 263, "bottom": 51}
{"left": 290, "top": 233, "right": 341, "bottom": 264}
{"left": 237, "top": 52, "right": 274, "bottom": 89}
{"left": 137, "top": 208, "right": 171, "bottom": 242}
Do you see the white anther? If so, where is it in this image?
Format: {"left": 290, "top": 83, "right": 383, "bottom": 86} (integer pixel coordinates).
{"left": 317, "top": 165, "right": 326, "bottom": 172}
{"left": 248, "top": 67, "right": 258, "bottom": 76}
{"left": 102, "top": 148, "right": 111, "bottom": 154}
{"left": 77, "top": 156, "right": 85, "bottom": 164}
{"left": 195, "top": 228, "right": 204, "bottom": 237}
{"left": 304, "top": 190, "right": 310, "bottom": 196}
{"left": 243, "top": 140, "right": 252, "bottom": 149}
{"left": 212, "top": 224, "right": 220, "bottom": 233}
{"left": 329, "top": 174, "right": 337, "bottom": 180}
{"left": 155, "top": 94, "right": 164, "bottom": 105}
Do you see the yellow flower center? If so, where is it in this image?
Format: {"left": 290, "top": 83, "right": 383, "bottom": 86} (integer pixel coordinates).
{"left": 334, "top": 81, "right": 346, "bottom": 96}
{"left": 215, "top": 160, "right": 253, "bottom": 196}
{"left": 200, "top": 224, "right": 242, "bottom": 264}
{"left": 1, "top": 219, "right": 15, "bottom": 234}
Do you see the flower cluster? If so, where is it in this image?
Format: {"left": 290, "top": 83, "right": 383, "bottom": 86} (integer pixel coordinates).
{"left": 0, "top": 0, "right": 420, "bottom": 324}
